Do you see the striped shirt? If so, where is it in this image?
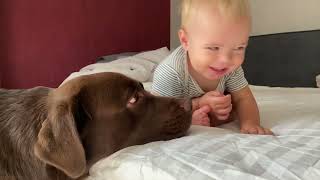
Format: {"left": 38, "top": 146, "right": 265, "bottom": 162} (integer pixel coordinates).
{"left": 152, "top": 46, "right": 248, "bottom": 98}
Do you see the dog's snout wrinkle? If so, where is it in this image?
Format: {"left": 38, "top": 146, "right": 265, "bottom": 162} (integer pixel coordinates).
{"left": 177, "top": 98, "right": 192, "bottom": 112}
{"left": 183, "top": 98, "right": 192, "bottom": 111}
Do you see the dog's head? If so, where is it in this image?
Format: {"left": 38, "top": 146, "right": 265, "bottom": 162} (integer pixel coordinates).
{"left": 33, "top": 72, "right": 192, "bottom": 178}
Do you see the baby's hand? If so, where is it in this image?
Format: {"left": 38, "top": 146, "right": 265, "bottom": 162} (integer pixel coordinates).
{"left": 192, "top": 105, "right": 211, "bottom": 126}
{"left": 241, "top": 125, "right": 274, "bottom": 135}
{"left": 199, "top": 91, "right": 232, "bottom": 120}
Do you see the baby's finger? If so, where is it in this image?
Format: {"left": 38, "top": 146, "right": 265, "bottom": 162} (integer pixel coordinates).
{"left": 215, "top": 105, "right": 232, "bottom": 115}
{"left": 220, "top": 94, "right": 232, "bottom": 102}
{"left": 240, "top": 129, "right": 249, "bottom": 134}
{"left": 201, "top": 117, "right": 210, "bottom": 126}
{"left": 198, "top": 105, "right": 211, "bottom": 114}
{"left": 264, "top": 128, "right": 274, "bottom": 135}
{"left": 207, "top": 91, "right": 223, "bottom": 97}
{"left": 214, "top": 102, "right": 232, "bottom": 109}
{"left": 216, "top": 114, "right": 230, "bottom": 120}
{"left": 248, "top": 128, "right": 258, "bottom": 134}
{"left": 257, "top": 127, "right": 266, "bottom": 135}
{"left": 213, "top": 95, "right": 232, "bottom": 106}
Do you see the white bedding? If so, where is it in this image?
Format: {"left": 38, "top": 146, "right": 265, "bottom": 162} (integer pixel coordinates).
{"left": 63, "top": 48, "right": 320, "bottom": 180}
{"left": 61, "top": 47, "right": 170, "bottom": 86}
{"left": 85, "top": 86, "right": 320, "bottom": 180}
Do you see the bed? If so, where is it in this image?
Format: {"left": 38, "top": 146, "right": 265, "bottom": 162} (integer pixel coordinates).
{"left": 84, "top": 84, "right": 320, "bottom": 180}
{"left": 59, "top": 1, "right": 320, "bottom": 179}
{"left": 61, "top": 34, "right": 320, "bottom": 180}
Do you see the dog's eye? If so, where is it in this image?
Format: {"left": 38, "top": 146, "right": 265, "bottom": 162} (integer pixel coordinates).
{"left": 139, "top": 82, "right": 144, "bottom": 90}
{"left": 128, "top": 94, "right": 139, "bottom": 104}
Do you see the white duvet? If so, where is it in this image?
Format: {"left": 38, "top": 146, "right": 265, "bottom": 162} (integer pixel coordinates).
{"left": 63, "top": 47, "right": 320, "bottom": 180}
{"left": 85, "top": 86, "right": 320, "bottom": 180}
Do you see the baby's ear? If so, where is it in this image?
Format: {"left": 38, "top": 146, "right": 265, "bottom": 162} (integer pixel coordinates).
{"left": 178, "top": 28, "right": 189, "bottom": 50}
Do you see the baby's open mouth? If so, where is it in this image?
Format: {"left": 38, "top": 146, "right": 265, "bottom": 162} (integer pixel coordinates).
{"left": 209, "top": 67, "right": 228, "bottom": 74}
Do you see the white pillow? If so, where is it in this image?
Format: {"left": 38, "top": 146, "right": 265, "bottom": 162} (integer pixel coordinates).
{"left": 317, "top": 74, "right": 320, "bottom": 87}
{"left": 61, "top": 47, "right": 170, "bottom": 86}
{"left": 133, "top": 47, "right": 170, "bottom": 65}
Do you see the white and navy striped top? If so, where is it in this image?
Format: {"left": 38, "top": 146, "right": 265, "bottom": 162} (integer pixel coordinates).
{"left": 152, "top": 46, "right": 248, "bottom": 98}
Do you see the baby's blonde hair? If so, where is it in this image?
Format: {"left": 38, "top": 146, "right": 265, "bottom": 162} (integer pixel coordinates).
{"left": 180, "top": 0, "right": 251, "bottom": 28}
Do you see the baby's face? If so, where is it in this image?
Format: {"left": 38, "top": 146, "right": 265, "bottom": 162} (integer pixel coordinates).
{"left": 181, "top": 9, "right": 250, "bottom": 80}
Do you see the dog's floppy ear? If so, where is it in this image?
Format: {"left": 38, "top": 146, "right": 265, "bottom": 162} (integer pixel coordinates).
{"left": 34, "top": 86, "right": 86, "bottom": 179}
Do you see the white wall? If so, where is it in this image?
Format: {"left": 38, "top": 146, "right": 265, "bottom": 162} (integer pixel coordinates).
{"left": 170, "top": 0, "right": 181, "bottom": 50}
{"left": 170, "top": 0, "right": 320, "bottom": 49}
{"left": 250, "top": 0, "right": 320, "bottom": 36}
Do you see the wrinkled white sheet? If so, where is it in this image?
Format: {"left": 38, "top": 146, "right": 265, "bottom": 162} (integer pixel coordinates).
{"left": 86, "top": 86, "right": 320, "bottom": 180}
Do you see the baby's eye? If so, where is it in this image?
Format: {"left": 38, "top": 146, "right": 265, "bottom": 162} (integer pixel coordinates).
{"left": 234, "top": 46, "right": 246, "bottom": 51}
{"left": 206, "top": 47, "right": 220, "bottom": 51}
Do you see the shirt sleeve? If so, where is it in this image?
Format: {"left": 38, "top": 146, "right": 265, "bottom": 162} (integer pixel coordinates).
{"left": 225, "top": 66, "right": 249, "bottom": 92}
{"left": 152, "top": 63, "right": 184, "bottom": 98}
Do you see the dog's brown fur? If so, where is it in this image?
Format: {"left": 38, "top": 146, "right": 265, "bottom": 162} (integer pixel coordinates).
{"left": 0, "top": 72, "right": 192, "bottom": 180}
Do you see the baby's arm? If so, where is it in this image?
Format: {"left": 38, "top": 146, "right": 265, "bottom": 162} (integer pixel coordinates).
{"left": 231, "top": 85, "right": 273, "bottom": 135}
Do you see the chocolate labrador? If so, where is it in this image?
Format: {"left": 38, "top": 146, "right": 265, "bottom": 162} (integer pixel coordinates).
{"left": 0, "top": 72, "right": 192, "bottom": 180}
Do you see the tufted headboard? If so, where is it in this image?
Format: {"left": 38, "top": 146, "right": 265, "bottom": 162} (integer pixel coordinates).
{"left": 243, "top": 30, "right": 320, "bottom": 87}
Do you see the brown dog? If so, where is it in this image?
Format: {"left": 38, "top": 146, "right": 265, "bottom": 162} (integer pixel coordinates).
{"left": 0, "top": 72, "right": 192, "bottom": 180}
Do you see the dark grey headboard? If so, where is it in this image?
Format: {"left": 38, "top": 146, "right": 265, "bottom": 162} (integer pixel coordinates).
{"left": 243, "top": 30, "right": 320, "bottom": 87}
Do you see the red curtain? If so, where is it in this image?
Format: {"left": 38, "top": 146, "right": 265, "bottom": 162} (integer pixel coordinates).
{"left": 0, "top": 0, "right": 170, "bottom": 88}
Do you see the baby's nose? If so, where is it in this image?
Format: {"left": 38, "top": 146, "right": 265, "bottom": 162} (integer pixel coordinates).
{"left": 218, "top": 52, "right": 232, "bottom": 63}
{"left": 217, "top": 52, "right": 233, "bottom": 66}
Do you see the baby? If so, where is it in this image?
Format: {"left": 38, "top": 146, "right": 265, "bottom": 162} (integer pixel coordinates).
{"left": 152, "top": 0, "right": 273, "bottom": 135}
